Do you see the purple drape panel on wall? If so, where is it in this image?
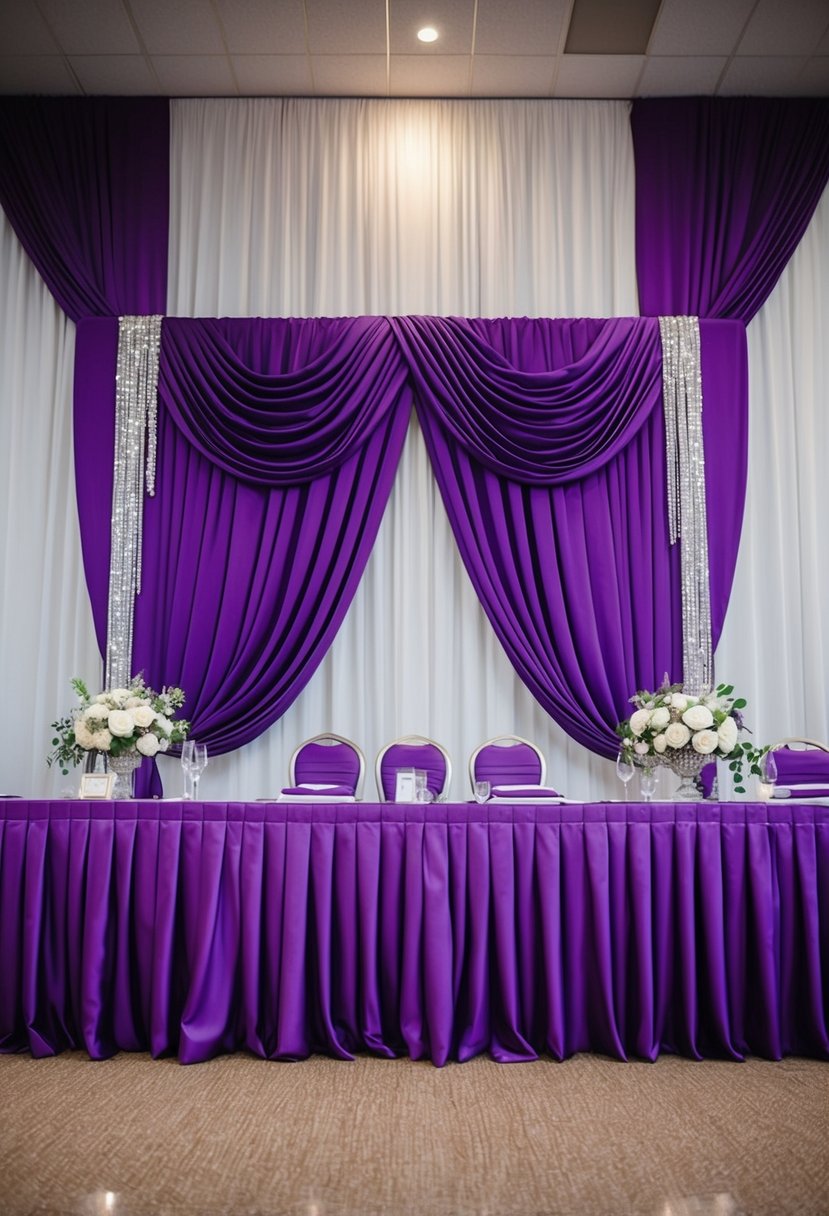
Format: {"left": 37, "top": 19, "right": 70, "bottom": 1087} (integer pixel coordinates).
{"left": 0, "top": 98, "right": 169, "bottom": 320}
{"left": 2, "top": 802, "right": 827, "bottom": 1065}
{"left": 74, "top": 318, "right": 412, "bottom": 792}
{"left": 397, "top": 316, "right": 747, "bottom": 758}
{"left": 632, "top": 98, "right": 829, "bottom": 323}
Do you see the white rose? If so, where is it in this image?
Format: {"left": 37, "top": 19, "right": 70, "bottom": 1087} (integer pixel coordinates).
{"left": 108, "top": 709, "right": 134, "bottom": 738}
{"left": 650, "top": 706, "right": 670, "bottom": 729}
{"left": 94, "top": 693, "right": 110, "bottom": 704}
{"left": 664, "top": 722, "right": 691, "bottom": 749}
{"left": 136, "top": 732, "right": 160, "bottom": 756}
{"left": 682, "top": 704, "right": 714, "bottom": 731}
{"left": 717, "top": 716, "right": 738, "bottom": 754}
{"left": 634, "top": 741, "right": 650, "bottom": 755}
{"left": 125, "top": 696, "right": 144, "bottom": 708}
{"left": 85, "top": 703, "right": 108, "bottom": 722}
{"left": 670, "top": 693, "right": 689, "bottom": 711}
{"left": 155, "top": 716, "right": 173, "bottom": 737}
{"left": 130, "top": 704, "right": 156, "bottom": 728}
{"left": 629, "top": 709, "right": 651, "bottom": 736}
{"left": 691, "top": 729, "right": 719, "bottom": 754}
{"left": 109, "top": 688, "right": 131, "bottom": 703}
{"left": 74, "top": 718, "right": 95, "bottom": 748}
{"left": 92, "top": 729, "right": 112, "bottom": 751}
{"left": 158, "top": 737, "right": 170, "bottom": 752}
{"left": 653, "top": 733, "right": 668, "bottom": 754}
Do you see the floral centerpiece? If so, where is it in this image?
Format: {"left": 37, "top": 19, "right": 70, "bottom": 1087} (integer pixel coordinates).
{"left": 48, "top": 676, "right": 189, "bottom": 797}
{"left": 616, "top": 679, "right": 766, "bottom": 798}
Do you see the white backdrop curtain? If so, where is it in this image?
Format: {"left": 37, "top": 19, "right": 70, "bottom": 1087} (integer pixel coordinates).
{"left": 0, "top": 97, "right": 825, "bottom": 800}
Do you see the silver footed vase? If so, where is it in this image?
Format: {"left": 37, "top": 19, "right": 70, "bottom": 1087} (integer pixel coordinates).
{"left": 108, "top": 751, "right": 142, "bottom": 799}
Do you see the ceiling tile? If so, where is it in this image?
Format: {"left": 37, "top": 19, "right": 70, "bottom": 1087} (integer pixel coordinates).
{"left": 0, "top": 0, "right": 60, "bottom": 54}
{"left": 470, "top": 54, "right": 556, "bottom": 97}
{"left": 151, "top": 53, "right": 237, "bottom": 94}
{"left": 799, "top": 55, "right": 829, "bottom": 94}
{"left": 718, "top": 56, "right": 809, "bottom": 95}
{"left": 311, "top": 54, "right": 387, "bottom": 95}
{"left": 215, "top": 0, "right": 307, "bottom": 55}
{"left": 474, "top": 0, "right": 567, "bottom": 56}
{"left": 738, "top": 0, "right": 829, "bottom": 56}
{"left": 390, "top": 53, "right": 471, "bottom": 95}
{"left": 637, "top": 54, "right": 726, "bottom": 95}
{"left": 0, "top": 54, "right": 80, "bottom": 93}
{"left": 232, "top": 53, "right": 312, "bottom": 94}
{"left": 389, "top": 0, "right": 475, "bottom": 56}
{"left": 306, "top": 0, "right": 386, "bottom": 54}
{"left": 555, "top": 54, "right": 644, "bottom": 97}
{"left": 69, "top": 53, "right": 160, "bottom": 93}
{"left": 37, "top": 0, "right": 140, "bottom": 54}
{"left": 129, "top": 0, "right": 225, "bottom": 54}
{"left": 648, "top": 0, "right": 755, "bottom": 56}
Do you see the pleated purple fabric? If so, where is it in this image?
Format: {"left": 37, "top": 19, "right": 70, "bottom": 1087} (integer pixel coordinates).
{"left": 2, "top": 801, "right": 827, "bottom": 1066}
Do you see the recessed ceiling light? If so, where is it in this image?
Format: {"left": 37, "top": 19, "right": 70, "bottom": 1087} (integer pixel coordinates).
{"left": 417, "top": 26, "right": 439, "bottom": 43}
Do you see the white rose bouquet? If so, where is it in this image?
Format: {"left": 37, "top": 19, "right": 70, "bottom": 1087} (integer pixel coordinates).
{"left": 616, "top": 679, "right": 765, "bottom": 793}
{"left": 48, "top": 676, "right": 190, "bottom": 775}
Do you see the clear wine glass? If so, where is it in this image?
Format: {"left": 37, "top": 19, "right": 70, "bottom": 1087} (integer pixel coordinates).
{"left": 473, "top": 780, "right": 491, "bottom": 804}
{"left": 190, "top": 743, "right": 208, "bottom": 800}
{"left": 640, "top": 767, "right": 658, "bottom": 802}
{"left": 181, "top": 739, "right": 195, "bottom": 799}
{"left": 615, "top": 750, "right": 635, "bottom": 801}
{"left": 759, "top": 749, "right": 778, "bottom": 800}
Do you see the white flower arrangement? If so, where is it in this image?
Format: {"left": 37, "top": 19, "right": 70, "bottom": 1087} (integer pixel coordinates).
{"left": 48, "top": 676, "right": 189, "bottom": 775}
{"left": 616, "top": 679, "right": 765, "bottom": 793}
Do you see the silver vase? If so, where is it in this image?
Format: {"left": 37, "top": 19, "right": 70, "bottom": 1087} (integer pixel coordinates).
{"left": 107, "top": 751, "right": 142, "bottom": 799}
{"left": 663, "top": 744, "right": 709, "bottom": 800}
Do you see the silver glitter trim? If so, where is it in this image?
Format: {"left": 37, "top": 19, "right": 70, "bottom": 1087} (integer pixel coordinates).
{"left": 106, "top": 315, "right": 163, "bottom": 690}
{"left": 659, "top": 315, "right": 712, "bottom": 697}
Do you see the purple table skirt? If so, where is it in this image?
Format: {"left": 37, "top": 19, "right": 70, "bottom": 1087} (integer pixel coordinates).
{"left": 1, "top": 800, "right": 827, "bottom": 1066}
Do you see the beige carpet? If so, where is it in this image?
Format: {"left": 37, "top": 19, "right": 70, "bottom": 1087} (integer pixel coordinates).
{"left": 0, "top": 1051, "right": 827, "bottom": 1216}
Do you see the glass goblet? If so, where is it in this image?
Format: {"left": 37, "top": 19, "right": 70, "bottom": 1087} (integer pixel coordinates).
{"left": 473, "top": 780, "right": 491, "bottom": 804}
{"left": 190, "top": 743, "right": 208, "bottom": 800}
{"left": 180, "top": 739, "right": 195, "bottom": 799}
{"left": 640, "top": 767, "right": 658, "bottom": 802}
{"left": 615, "top": 750, "right": 635, "bottom": 801}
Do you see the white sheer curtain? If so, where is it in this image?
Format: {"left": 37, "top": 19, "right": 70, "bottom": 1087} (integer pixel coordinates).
{"left": 716, "top": 186, "right": 829, "bottom": 752}
{"left": 0, "top": 211, "right": 100, "bottom": 797}
{"left": 166, "top": 97, "right": 638, "bottom": 801}
{"left": 1, "top": 98, "right": 825, "bottom": 800}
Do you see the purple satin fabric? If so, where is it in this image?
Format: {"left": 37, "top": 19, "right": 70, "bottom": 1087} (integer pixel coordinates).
{"left": 378, "top": 744, "right": 449, "bottom": 801}
{"left": 2, "top": 801, "right": 827, "bottom": 1065}
{"left": 293, "top": 743, "right": 362, "bottom": 792}
{"left": 632, "top": 98, "right": 829, "bottom": 323}
{"left": 74, "top": 319, "right": 412, "bottom": 794}
{"left": 0, "top": 98, "right": 169, "bottom": 320}
{"left": 773, "top": 750, "right": 829, "bottom": 787}
{"left": 412, "top": 317, "right": 747, "bottom": 758}
{"left": 473, "top": 742, "right": 544, "bottom": 788}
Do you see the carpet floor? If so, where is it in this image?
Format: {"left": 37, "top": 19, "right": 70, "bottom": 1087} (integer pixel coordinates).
{"left": 0, "top": 1052, "right": 827, "bottom": 1215}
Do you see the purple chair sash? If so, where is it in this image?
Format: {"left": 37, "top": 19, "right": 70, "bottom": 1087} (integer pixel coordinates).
{"left": 473, "top": 742, "right": 544, "bottom": 788}
{"left": 293, "top": 741, "right": 362, "bottom": 794}
{"left": 378, "top": 742, "right": 449, "bottom": 800}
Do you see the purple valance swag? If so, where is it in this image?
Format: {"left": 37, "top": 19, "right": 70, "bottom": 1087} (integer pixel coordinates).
{"left": 74, "top": 314, "right": 747, "bottom": 789}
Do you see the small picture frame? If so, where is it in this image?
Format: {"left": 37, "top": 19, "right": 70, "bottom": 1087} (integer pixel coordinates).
{"left": 79, "top": 772, "right": 116, "bottom": 800}
{"left": 394, "top": 767, "right": 416, "bottom": 803}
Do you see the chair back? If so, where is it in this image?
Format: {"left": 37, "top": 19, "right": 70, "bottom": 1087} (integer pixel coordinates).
{"left": 770, "top": 738, "right": 829, "bottom": 791}
{"left": 290, "top": 734, "right": 366, "bottom": 798}
{"left": 469, "top": 735, "right": 546, "bottom": 793}
{"left": 376, "top": 735, "right": 452, "bottom": 801}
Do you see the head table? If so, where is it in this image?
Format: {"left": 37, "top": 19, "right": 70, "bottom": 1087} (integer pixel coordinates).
{"left": 1, "top": 800, "right": 826, "bottom": 1066}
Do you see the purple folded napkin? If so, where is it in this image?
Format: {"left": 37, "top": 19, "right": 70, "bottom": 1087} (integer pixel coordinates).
{"left": 492, "top": 785, "right": 561, "bottom": 798}
{"left": 280, "top": 784, "right": 355, "bottom": 797}
{"left": 773, "top": 786, "right": 829, "bottom": 799}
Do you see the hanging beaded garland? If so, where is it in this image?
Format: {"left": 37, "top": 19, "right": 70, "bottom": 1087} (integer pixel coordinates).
{"left": 106, "top": 315, "right": 163, "bottom": 690}
{"left": 659, "top": 315, "right": 712, "bottom": 697}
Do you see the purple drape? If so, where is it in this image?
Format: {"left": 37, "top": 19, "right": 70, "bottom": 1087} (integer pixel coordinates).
{"left": 0, "top": 98, "right": 169, "bottom": 320}
{"left": 2, "top": 801, "right": 827, "bottom": 1065}
{"left": 74, "top": 318, "right": 412, "bottom": 792}
{"left": 399, "top": 316, "right": 747, "bottom": 757}
{"left": 632, "top": 98, "right": 829, "bottom": 323}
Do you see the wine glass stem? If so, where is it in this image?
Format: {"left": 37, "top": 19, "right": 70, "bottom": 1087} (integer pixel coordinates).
{"left": 192, "top": 775, "right": 199, "bottom": 801}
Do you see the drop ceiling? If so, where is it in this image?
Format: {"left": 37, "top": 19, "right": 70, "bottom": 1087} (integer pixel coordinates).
{"left": 0, "top": 0, "right": 827, "bottom": 99}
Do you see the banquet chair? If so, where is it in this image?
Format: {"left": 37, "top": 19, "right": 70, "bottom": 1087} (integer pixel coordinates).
{"left": 469, "top": 734, "right": 561, "bottom": 798}
{"left": 283, "top": 733, "right": 366, "bottom": 799}
{"left": 769, "top": 738, "right": 829, "bottom": 797}
{"left": 376, "top": 735, "right": 452, "bottom": 802}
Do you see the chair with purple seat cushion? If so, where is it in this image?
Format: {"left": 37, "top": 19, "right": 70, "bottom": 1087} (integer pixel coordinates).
{"left": 376, "top": 735, "right": 452, "bottom": 802}
{"left": 770, "top": 738, "right": 829, "bottom": 797}
{"left": 469, "top": 735, "right": 556, "bottom": 797}
{"left": 287, "top": 733, "right": 366, "bottom": 799}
